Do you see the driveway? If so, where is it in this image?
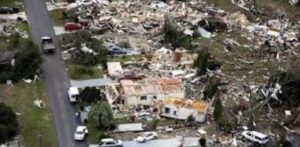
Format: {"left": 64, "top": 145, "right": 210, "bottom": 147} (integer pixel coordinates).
{"left": 23, "top": 0, "right": 88, "bottom": 146}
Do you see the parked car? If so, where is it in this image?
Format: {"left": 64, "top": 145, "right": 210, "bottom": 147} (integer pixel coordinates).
{"left": 74, "top": 126, "right": 88, "bottom": 141}
{"left": 135, "top": 131, "right": 158, "bottom": 143}
{"left": 242, "top": 131, "right": 269, "bottom": 144}
{"left": 68, "top": 87, "right": 79, "bottom": 103}
{"left": 64, "top": 22, "right": 82, "bottom": 31}
{"left": 99, "top": 138, "right": 123, "bottom": 147}
{"left": 0, "top": 7, "right": 19, "bottom": 14}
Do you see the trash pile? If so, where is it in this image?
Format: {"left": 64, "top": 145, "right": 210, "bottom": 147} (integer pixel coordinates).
{"left": 0, "top": 19, "right": 28, "bottom": 38}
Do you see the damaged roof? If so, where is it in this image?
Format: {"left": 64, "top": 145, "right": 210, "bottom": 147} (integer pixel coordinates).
{"left": 120, "top": 79, "right": 163, "bottom": 96}
{"left": 164, "top": 97, "right": 208, "bottom": 113}
{"left": 120, "top": 78, "right": 183, "bottom": 96}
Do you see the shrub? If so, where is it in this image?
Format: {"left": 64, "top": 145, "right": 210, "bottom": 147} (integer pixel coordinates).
{"left": 213, "top": 95, "right": 223, "bottom": 123}
{"left": 203, "top": 77, "right": 221, "bottom": 100}
{"left": 0, "top": 103, "right": 20, "bottom": 144}
{"left": 193, "top": 49, "right": 209, "bottom": 75}
{"left": 89, "top": 102, "right": 115, "bottom": 130}
{"left": 148, "top": 119, "right": 160, "bottom": 130}
{"left": 79, "top": 87, "right": 106, "bottom": 104}
{"left": 187, "top": 115, "right": 195, "bottom": 125}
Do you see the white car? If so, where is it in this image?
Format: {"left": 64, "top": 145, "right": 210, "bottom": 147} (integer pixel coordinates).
{"left": 242, "top": 130, "right": 269, "bottom": 144}
{"left": 99, "top": 138, "right": 123, "bottom": 147}
{"left": 135, "top": 131, "right": 158, "bottom": 143}
{"left": 74, "top": 126, "right": 88, "bottom": 141}
{"left": 68, "top": 87, "right": 79, "bottom": 103}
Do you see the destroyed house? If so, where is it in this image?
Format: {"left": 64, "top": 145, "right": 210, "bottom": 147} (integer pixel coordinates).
{"left": 119, "top": 78, "right": 184, "bottom": 107}
{"left": 107, "top": 62, "right": 123, "bottom": 78}
{"left": 160, "top": 98, "right": 208, "bottom": 122}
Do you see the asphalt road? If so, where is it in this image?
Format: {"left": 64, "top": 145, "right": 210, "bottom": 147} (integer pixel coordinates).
{"left": 23, "top": 0, "right": 88, "bottom": 147}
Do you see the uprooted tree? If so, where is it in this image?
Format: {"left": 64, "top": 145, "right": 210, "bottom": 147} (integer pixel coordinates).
{"left": 0, "top": 103, "right": 20, "bottom": 144}
{"left": 0, "top": 35, "right": 42, "bottom": 83}
{"left": 268, "top": 59, "right": 300, "bottom": 108}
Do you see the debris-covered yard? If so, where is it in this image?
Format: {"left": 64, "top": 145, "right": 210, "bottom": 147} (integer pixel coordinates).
{"left": 49, "top": 0, "right": 300, "bottom": 146}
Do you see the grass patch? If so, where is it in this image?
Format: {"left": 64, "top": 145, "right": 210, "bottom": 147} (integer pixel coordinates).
{"left": 65, "top": 63, "right": 105, "bottom": 80}
{"left": 86, "top": 123, "right": 102, "bottom": 143}
{"left": 49, "top": 9, "right": 66, "bottom": 26}
{"left": 0, "top": 82, "right": 56, "bottom": 147}
{"left": 0, "top": 0, "right": 21, "bottom": 7}
{"left": 15, "top": 22, "right": 29, "bottom": 33}
{"left": 0, "top": 37, "right": 10, "bottom": 52}
{"left": 107, "top": 55, "right": 144, "bottom": 63}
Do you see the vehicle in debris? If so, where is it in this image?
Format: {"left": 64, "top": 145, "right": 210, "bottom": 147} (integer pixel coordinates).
{"left": 107, "top": 46, "right": 128, "bottom": 55}
{"left": 41, "top": 36, "right": 55, "bottom": 53}
{"left": 135, "top": 131, "right": 158, "bottom": 143}
{"left": 74, "top": 126, "right": 88, "bottom": 141}
{"left": 99, "top": 138, "right": 123, "bottom": 147}
{"left": 0, "top": 7, "right": 19, "bottom": 14}
{"left": 242, "top": 131, "right": 269, "bottom": 144}
{"left": 68, "top": 87, "right": 79, "bottom": 103}
{"left": 64, "top": 22, "right": 82, "bottom": 31}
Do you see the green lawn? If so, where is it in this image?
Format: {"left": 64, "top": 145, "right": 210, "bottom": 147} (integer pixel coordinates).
{"left": 0, "top": 0, "right": 21, "bottom": 7}
{"left": 15, "top": 22, "right": 29, "bottom": 33}
{"left": 49, "top": 9, "right": 66, "bottom": 26}
{"left": 0, "top": 82, "right": 56, "bottom": 147}
{"left": 86, "top": 123, "right": 102, "bottom": 143}
{"left": 0, "top": 37, "right": 10, "bottom": 52}
{"left": 65, "top": 63, "right": 105, "bottom": 80}
{"left": 107, "top": 55, "right": 145, "bottom": 64}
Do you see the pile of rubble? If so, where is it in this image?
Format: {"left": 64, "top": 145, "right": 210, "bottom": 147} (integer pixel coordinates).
{"left": 0, "top": 19, "right": 28, "bottom": 38}
{"left": 63, "top": 0, "right": 300, "bottom": 145}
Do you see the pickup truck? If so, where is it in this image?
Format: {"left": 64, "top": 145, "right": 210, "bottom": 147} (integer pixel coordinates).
{"left": 41, "top": 36, "right": 55, "bottom": 53}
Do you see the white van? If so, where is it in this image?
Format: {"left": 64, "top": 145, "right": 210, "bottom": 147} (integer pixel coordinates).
{"left": 242, "top": 131, "right": 269, "bottom": 144}
{"left": 68, "top": 87, "right": 79, "bottom": 103}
